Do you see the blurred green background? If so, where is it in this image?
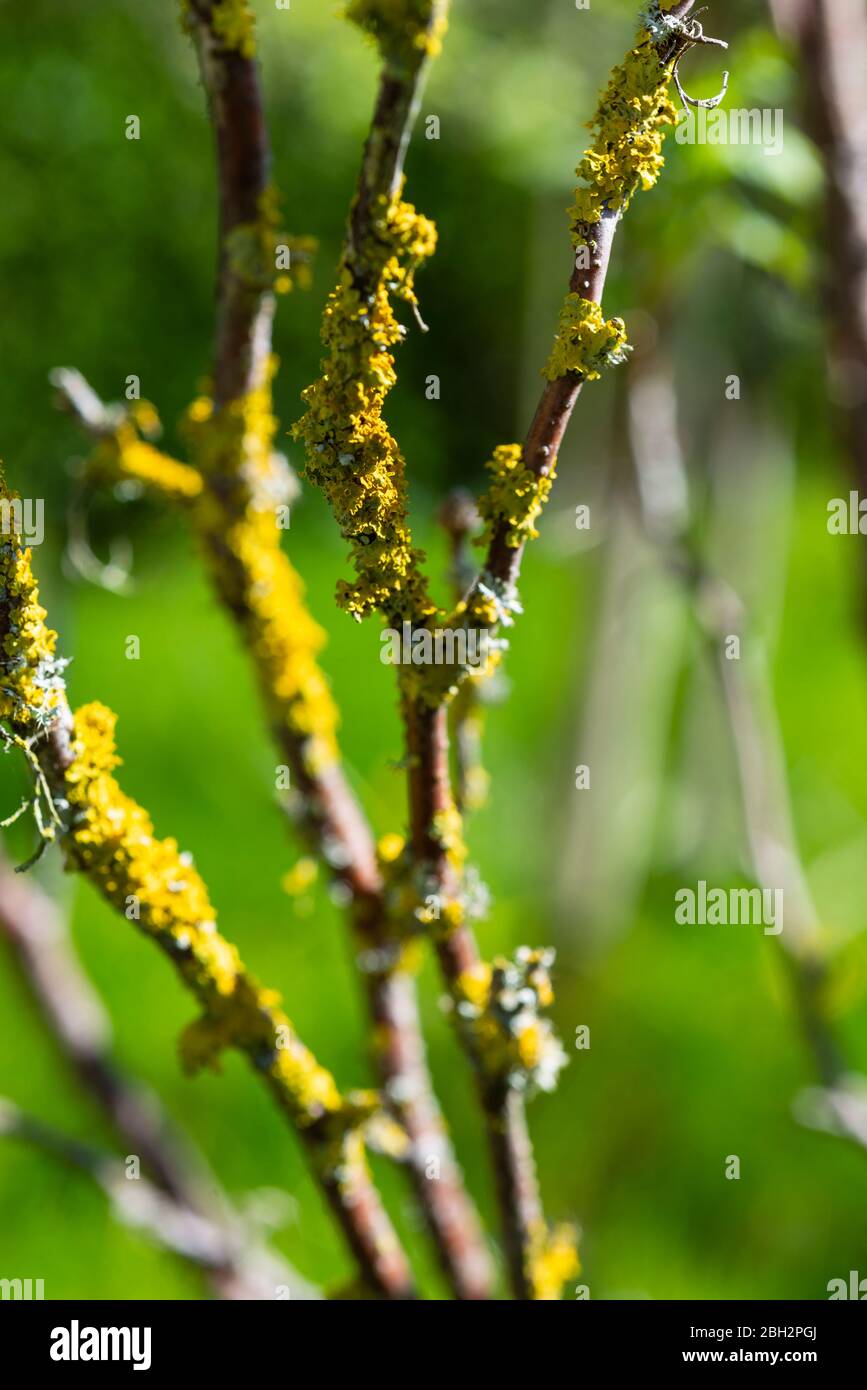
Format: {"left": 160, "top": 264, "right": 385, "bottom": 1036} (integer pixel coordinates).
{"left": 0, "top": 0, "right": 865, "bottom": 1299}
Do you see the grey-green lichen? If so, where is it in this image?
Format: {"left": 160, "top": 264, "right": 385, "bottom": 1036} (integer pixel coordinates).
{"left": 452, "top": 947, "right": 569, "bottom": 1096}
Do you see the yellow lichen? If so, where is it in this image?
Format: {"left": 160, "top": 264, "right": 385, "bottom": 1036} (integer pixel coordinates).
{"left": 282, "top": 856, "right": 319, "bottom": 896}
{"left": 226, "top": 187, "right": 317, "bottom": 297}
{"left": 183, "top": 360, "right": 341, "bottom": 775}
{"left": 90, "top": 423, "right": 203, "bottom": 503}
{"left": 295, "top": 192, "right": 437, "bottom": 623}
{"left": 455, "top": 961, "right": 492, "bottom": 1012}
{"left": 476, "top": 444, "right": 557, "bottom": 550}
{"left": 528, "top": 1222, "right": 581, "bottom": 1301}
{"left": 345, "top": 0, "right": 449, "bottom": 64}
{"left": 63, "top": 702, "right": 344, "bottom": 1124}
{"left": 539, "top": 14, "right": 679, "bottom": 392}
{"left": 178, "top": 0, "right": 256, "bottom": 58}
{"left": 377, "top": 831, "right": 405, "bottom": 864}
{"left": 543, "top": 296, "right": 631, "bottom": 383}
{"left": 0, "top": 476, "right": 66, "bottom": 732}
{"left": 211, "top": 0, "right": 256, "bottom": 59}
{"left": 431, "top": 801, "right": 466, "bottom": 867}
{"left": 568, "top": 20, "right": 679, "bottom": 242}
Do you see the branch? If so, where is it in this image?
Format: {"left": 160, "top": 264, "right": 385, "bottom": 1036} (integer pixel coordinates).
{"left": 295, "top": 2, "right": 616, "bottom": 1301}
{"left": 182, "top": 0, "right": 489, "bottom": 1301}
{"left": 52, "top": 0, "right": 491, "bottom": 1300}
{"left": 0, "top": 857, "right": 317, "bottom": 1298}
{"left": 463, "top": 3, "right": 727, "bottom": 632}
{"left": 393, "top": 2, "right": 727, "bottom": 1298}
{"left": 0, "top": 1099, "right": 318, "bottom": 1299}
{"left": 293, "top": 2, "right": 449, "bottom": 625}
{"left": 0, "top": 490, "right": 414, "bottom": 1299}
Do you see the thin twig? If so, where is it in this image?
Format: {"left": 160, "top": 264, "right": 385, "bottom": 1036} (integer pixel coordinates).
{"left": 0, "top": 1099, "right": 319, "bottom": 1298}
{"left": 622, "top": 334, "right": 867, "bottom": 1155}
{"left": 0, "top": 857, "right": 210, "bottom": 1208}
{"left": 439, "top": 490, "right": 491, "bottom": 815}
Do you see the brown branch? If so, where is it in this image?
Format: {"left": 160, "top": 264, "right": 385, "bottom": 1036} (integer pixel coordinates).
{"left": 402, "top": 695, "right": 552, "bottom": 1299}
{"left": 186, "top": 0, "right": 274, "bottom": 406}
{"left": 480, "top": 208, "right": 619, "bottom": 600}
{"left": 464, "top": 8, "right": 712, "bottom": 610}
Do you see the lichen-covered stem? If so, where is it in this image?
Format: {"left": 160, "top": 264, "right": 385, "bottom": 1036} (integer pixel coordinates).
{"left": 48, "top": 736, "right": 410, "bottom": 1297}
{"left": 404, "top": 696, "right": 548, "bottom": 1298}
{"left": 348, "top": 0, "right": 448, "bottom": 249}
{"left": 186, "top": 0, "right": 491, "bottom": 1299}
{"left": 470, "top": 208, "right": 620, "bottom": 604}
{"left": 465, "top": 5, "right": 715, "bottom": 631}
{"left": 50, "top": 697, "right": 414, "bottom": 1299}
{"left": 294, "top": 3, "right": 451, "bottom": 623}
{"left": 0, "top": 494, "right": 416, "bottom": 1299}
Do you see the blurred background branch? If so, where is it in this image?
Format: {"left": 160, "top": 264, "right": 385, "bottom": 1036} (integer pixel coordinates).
{"left": 0, "top": 857, "right": 318, "bottom": 1298}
